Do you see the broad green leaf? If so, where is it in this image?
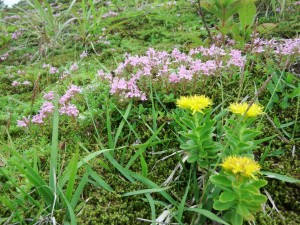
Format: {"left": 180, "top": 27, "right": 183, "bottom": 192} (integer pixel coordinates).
{"left": 210, "top": 174, "right": 232, "bottom": 187}
{"left": 231, "top": 211, "right": 243, "bottom": 225}
{"left": 236, "top": 204, "right": 254, "bottom": 220}
{"left": 219, "top": 191, "right": 237, "bottom": 203}
{"left": 250, "top": 179, "right": 268, "bottom": 189}
{"left": 213, "top": 199, "right": 235, "bottom": 211}
{"left": 238, "top": 3, "right": 256, "bottom": 30}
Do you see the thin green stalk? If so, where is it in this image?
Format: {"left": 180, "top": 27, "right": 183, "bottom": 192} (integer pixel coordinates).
{"left": 292, "top": 94, "right": 299, "bottom": 139}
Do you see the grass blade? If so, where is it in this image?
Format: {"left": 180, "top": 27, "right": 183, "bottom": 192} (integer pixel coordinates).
{"left": 122, "top": 187, "right": 171, "bottom": 197}
{"left": 50, "top": 95, "right": 59, "bottom": 192}
{"left": 65, "top": 147, "right": 79, "bottom": 202}
{"left": 186, "top": 208, "right": 230, "bottom": 225}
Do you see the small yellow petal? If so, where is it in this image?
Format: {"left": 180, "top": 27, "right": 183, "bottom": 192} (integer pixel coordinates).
{"left": 176, "top": 95, "right": 212, "bottom": 114}
{"left": 229, "top": 102, "right": 263, "bottom": 117}
{"left": 221, "top": 156, "right": 260, "bottom": 179}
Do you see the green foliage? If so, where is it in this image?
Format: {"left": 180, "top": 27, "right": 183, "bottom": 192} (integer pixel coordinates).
{"left": 223, "top": 118, "right": 263, "bottom": 156}
{"left": 201, "top": 0, "right": 257, "bottom": 45}
{"left": 178, "top": 111, "right": 223, "bottom": 167}
{"left": 211, "top": 173, "right": 268, "bottom": 224}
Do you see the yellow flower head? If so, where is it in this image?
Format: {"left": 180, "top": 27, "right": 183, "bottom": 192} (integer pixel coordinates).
{"left": 176, "top": 95, "right": 213, "bottom": 114}
{"left": 229, "top": 102, "right": 263, "bottom": 117}
{"left": 221, "top": 156, "right": 260, "bottom": 179}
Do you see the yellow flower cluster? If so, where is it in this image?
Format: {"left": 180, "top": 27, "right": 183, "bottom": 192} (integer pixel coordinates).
{"left": 229, "top": 102, "right": 263, "bottom": 117}
{"left": 176, "top": 95, "right": 212, "bottom": 114}
{"left": 221, "top": 156, "right": 260, "bottom": 179}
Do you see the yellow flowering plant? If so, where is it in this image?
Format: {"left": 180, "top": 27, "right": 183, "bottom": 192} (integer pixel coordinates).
{"left": 210, "top": 156, "right": 268, "bottom": 225}
{"left": 175, "top": 95, "right": 222, "bottom": 168}
{"left": 229, "top": 102, "right": 264, "bottom": 118}
{"left": 172, "top": 96, "right": 299, "bottom": 225}
{"left": 223, "top": 102, "right": 272, "bottom": 156}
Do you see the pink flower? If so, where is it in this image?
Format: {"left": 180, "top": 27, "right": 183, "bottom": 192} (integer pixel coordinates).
{"left": 39, "top": 101, "right": 54, "bottom": 114}
{"left": 1, "top": 52, "right": 9, "bottom": 60}
{"left": 227, "top": 50, "right": 245, "bottom": 68}
{"left": 43, "top": 91, "right": 55, "bottom": 100}
{"left": 80, "top": 51, "right": 88, "bottom": 58}
{"left": 12, "top": 30, "right": 22, "bottom": 39}
{"left": 60, "top": 85, "right": 82, "bottom": 104}
{"left": 17, "top": 116, "right": 30, "bottom": 127}
{"left": 49, "top": 66, "right": 59, "bottom": 74}
{"left": 59, "top": 104, "right": 79, "bottom": 117}
{"left": 70, "top": 63, "right": 79, "bottom": 71}
{"left": 12, "top": 81, "right": 20, "bottom": 86}
{"left": 22, "top": 81, "right": 31, "bottom": 85}
{"left": 31, "top": 114, "right": 44, "bottom": 124}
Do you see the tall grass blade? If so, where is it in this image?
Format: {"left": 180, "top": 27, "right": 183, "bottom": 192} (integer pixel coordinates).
{"left": 65, "top": 147, "right": 79, "bottom": 202}
{"left": 87, "top": 166, "right": 113, "bottom": 191}
{"left": 145, "top": 193, "right": 156, "bottom": 225}
{"left": 50, "top": 95, "right": 59, "bottom": 193}
{"left": 186, "top": 208, "right": 230, "bottom": 225}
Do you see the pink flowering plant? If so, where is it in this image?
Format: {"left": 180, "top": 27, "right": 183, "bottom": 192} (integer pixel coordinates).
{"left": 17, "top": 85, "right": 82, "bottom": 128}
{"left": 98, "top": 47, "right": 246, "bottom": 101}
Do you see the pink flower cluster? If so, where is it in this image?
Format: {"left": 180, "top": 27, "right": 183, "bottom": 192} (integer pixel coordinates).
{"left": 42, "top": 64, "right": 59, "bottom": 74}
{"left": 98, "top": 47, "right": 246, "bottom": 100}
{"left": 12, "top": 30, "right": 22, "bottom": 39}
{"left": 250, "top": 37, "right": 300, "bottom": 56}
{"left": 70, "top": 63, "right": 79, "bottom": 71}
{"left": 80, "top": 51, "right": 88, "bottom": 58}
{"left": 0, "top": 52, "right": 9, "bottom": 61}
{"left": 12, "top": 80, "right": 31, "bottom": 86}
{"left": 102, "top": 11, "right": 118, "bottom": 18}
{"left": 17, "top": 85, "right": 82, "bottom": 127}
{"left": 50, "top": 66, "right": 59, "bottom": 74}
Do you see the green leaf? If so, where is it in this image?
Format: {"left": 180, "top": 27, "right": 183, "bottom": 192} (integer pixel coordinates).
{"left": 140, "top": 152, "right": 148, "bottom": 177}
{"left": 177, "top": 177, "right": 190, "bottom": 221}
{"left": 210, "top": 174, "right": 232, "bottom": 187}
{"left": 186, "top": 207, "right": 230, "bottom": 225}
{"left": 65, "top": 148, "right": 79, "bottom": 202}
{"left": 219, "top": 191, "right": 237, "bottom": 203}
{"left": 145, "top": 193, "right": 156, "bottom": 225}
{"left": 236, "top": 204, "right": 254, "bottom": 220}
{"left": 213, "top": 199, "right": 235, "bottom": 211}
{"left": 289, "top": 86, "right": 300, "bottom": 98}
{"left": 261, "top": 171, "right": 300, "bottom": 183}
{"left": 122, "top": 187, "right": 170, "bottom": 197}
{"left": 238, "top": 3, "right": 256, "bottom": 30}
{"left": 87, "top": 166, "right": 113, "bottom": 192}
{"left": 50, "top": 95, "right": 59, "bottom": 192}
{"left": 70, "top": 171, "right": 89, "bottom": 209}
{"left": 250, "top": 179, "right": 268, "bottom": 188}
{"left": 231, "top": 211, "right": 243, "bottom": 225}
{"left": 128, "top": 172, "right": 178, "bottom": 207}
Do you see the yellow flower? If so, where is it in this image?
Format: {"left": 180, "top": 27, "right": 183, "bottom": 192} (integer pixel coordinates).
{"left": 176, "top": 95, "right": 213, "bottom": 114}
{"left": 221, "top": 156, "right": 260, "bottom": 179}
{"left": 229, "top": 102, "right": 263, "bottom": 117}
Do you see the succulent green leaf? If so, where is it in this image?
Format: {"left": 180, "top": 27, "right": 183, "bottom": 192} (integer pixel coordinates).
{"left": 219, "top": 191, "right": 237, "bottom": 203}
{"left": 213, "top": 199, "right": 236, "bottom": 211}
{"left": 210, "top": 174, "right": 232, "bottom": 187}
{"left": 236, "top": 204, "right": 254, "bottom": 221}
{"left": 231, "top": 211, "right": 243, "bottom": 225}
